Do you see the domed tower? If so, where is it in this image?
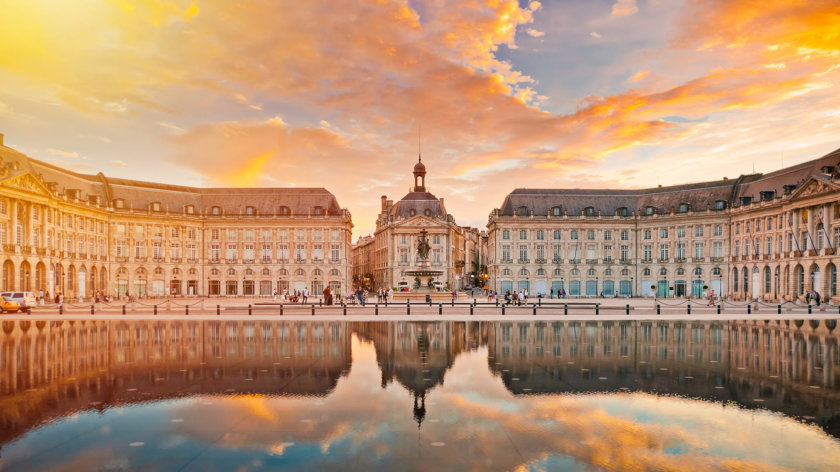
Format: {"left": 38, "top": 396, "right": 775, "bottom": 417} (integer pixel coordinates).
{"left": 413, "top": 156, "right": 426, "bottom": 192}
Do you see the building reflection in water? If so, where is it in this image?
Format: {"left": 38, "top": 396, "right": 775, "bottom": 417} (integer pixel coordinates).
{"left": 1, "top": 318, "right": 838, "bottom": 448}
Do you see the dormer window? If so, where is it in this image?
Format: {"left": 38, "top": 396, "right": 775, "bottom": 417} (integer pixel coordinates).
{"left": 516, "top": 206, "right": 528, "bottom": 217}
{"left": 617, "top": 207, "right": 629, "bottom": 217}
{"left": 409, "top": 209, "right": 416, "bottom": 217}
{"left": 583, "top": 207, "right": 595, "bottom": 217}
{"left": 714, "top": 200, "right": 726, "bottom": 210}
{"left": 645, "top": 206, "right": 656, "bottom": 216}
{"left": 150, "top": 202, "right": 161, "bottom": 212}
{"left": 678, "top": 203, "right": 690, "bottom": 213}
{"left": 184, "top": 205, "right": 195, "bottom": 215}
{"left": 245, "top": 206, "right": 256, "bottom": 216}
{"left": 552, "top": 206, "right": 562, "bottom": 216}
{"left": 114, "top": 199, "right": 125, "bottom": 209}
{"left": 211, "top": 206, "right": 221, "bottom": 216}
{"left": 279, "top": 206, "right": 291, "bottom": 216}
{"left": 313, "top": 206, "right": 324, "bottom": 216}
{"left": 424, "top": 209, "right": 432, "bottom": 217}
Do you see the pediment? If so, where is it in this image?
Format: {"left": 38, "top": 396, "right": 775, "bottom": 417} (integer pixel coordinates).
{"left": 393, "top": 214, "right": 446, "bottom": 228}
{"left": 789, "top": 177, "right": 840, "bottom": 201}
{"left": 0, "top": 171, "right": 55, "bottom": 198}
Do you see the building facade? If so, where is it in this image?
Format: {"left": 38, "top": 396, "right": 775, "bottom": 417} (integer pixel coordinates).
{"left": 355, "top": 158, "right": 480, "bottom": 291}
{"left": 489, "top": 148, "right": 840, "bottom": 302}
{"left": 0, "top": 134, "right": 353, "bottom": 299}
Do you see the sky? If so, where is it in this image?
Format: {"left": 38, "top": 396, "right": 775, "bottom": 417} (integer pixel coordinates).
{"left": 1, "top": 0, "right": 839, "bottom": 235}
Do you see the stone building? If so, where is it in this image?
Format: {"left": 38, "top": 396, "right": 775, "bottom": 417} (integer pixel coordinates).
{"left": 0, "top": 134, "right": 353, "bottom": 299}
{"left": 489, "top": 148, "right": 840, "bottom": 302}
{"left": 357, "top": 157, "right": 479, "bottom": 291}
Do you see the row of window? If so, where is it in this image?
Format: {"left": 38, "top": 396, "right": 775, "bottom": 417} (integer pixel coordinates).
{"left": 733, "top": 228, "right": 840, "bottom": 256}
{"left": 115, "top": 242, "right": 343, "bottom": 261}
{"left": 521, "top": 201, "right": 727, "bottom": 217}
{"left": 500, "top": 226, "right": 724, "bottom": 241}
{"left": 498, "top": 242, "right": 724, "bottom": 261}
{"left": 113, "top": 201, "right": 327, "bottom": 217}
{"left": 500, "top": 266, "right": 721, "bottom": 277}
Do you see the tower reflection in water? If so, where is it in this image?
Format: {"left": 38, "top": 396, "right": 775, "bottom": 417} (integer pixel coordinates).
{"left": 1, "top": 318, "right": 838, "bottom": 448}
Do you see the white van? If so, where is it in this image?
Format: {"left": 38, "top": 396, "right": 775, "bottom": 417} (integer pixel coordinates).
{"left": 0, "top": 291, "right": 37, "bottom": 308}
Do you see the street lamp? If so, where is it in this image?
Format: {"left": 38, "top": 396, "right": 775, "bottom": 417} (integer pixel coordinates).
{"left": 630, "top": 276, "right": 634, "bottom": 298}
{"left": 596, "top": 276, "right": 599, "bottom": 298}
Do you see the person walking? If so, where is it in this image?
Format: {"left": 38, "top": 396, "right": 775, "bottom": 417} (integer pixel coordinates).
{"left": 815, "top": 291, "right": 821, "bottom": 307}
{"left": 707, "top": 289, "right": 716, "bottom": 306}
{"left": 273, "top": 288, "right": 278, "bottom": 302}
{"left": 302, "top": 287, "right": 309, "bottom": 304}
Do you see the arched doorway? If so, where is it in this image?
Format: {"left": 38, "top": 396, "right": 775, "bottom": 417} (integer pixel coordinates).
{"left": 35, "top": 262, "right": 46, "bottom": 294}
{"left": 2, "top": 260, "right": 14, "bottom": 291}
{"left": 99, "top": 267, "right": 107, "bottom": 294}
{"left": 67, "top": 265, "right": 76, "bottom": 298}
{"left": 793, "top": 264, "right": 804, "bottom": 296}
{"left": 78, "top": 266, "right": 87, "bottom": 298}
{"left": 827, "top": 263, "right": 837, "bottom": 297}
{"left": 19, "top": 261, "right": 31, "bottom": 292}
{"left": 809, "top": 264, "right": 820, "bottom": 294}
{"left": 90, "top": 266, "right": 97, "bottom": 295}
{"left": 751, "top": 266, "right": 760, "bottom": 299}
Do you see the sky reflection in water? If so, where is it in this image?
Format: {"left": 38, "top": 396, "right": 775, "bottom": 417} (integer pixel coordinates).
{"left": 0, "top": 319, "right": 837, "bottom": 471}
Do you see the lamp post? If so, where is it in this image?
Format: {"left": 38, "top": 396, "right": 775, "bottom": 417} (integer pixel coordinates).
{"left": 596, "top": 276, "right": 599, "bottom": 298}
{"left": 630, "top": 276, "right": 634, "bottom": 298}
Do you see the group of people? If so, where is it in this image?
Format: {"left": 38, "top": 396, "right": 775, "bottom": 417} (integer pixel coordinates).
{"left": 502, "top": 289, "right": 529, "bottom": 305}
{"left": 350, "top": 287, "right": 393, "bottom": 306}
{"left": 272, "top": 288, "right": 310, "bottom": 304}
{"left": 805, "top": 290, "right": 823, "bottom": 306}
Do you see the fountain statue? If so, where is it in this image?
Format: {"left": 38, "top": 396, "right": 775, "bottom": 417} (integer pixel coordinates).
{"left": 403, "top": 228, "right": 443, "bottom": 292}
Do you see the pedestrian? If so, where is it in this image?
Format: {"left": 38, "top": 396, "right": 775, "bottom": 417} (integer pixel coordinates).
{"left": 273, "top": 289, "right": 278, "bottom": 302}
{"left": 805, "top": 291, "right": 811, "bottom": 305}
{"left": 815, "top": 291, "right": 821, "bottom": 307}
{"left": 323, "top": 285, "right": 331, "bottom": 306}
{"left": 303, "top": 287, "right": 309, "bottom": 304}
{"left": 707, "top": 289, "right": 715, "bottom": 306}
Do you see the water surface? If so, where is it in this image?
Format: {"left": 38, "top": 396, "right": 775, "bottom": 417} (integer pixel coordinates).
{"left": 1, "top": 319, "right": 838, "bottom": 470}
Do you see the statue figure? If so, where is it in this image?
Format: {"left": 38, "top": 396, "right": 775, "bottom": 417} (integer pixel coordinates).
{"left": 416, "top": 229, "right": 431, "bottom": 260}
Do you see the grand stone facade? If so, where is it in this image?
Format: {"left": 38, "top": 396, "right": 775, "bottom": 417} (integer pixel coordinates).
{"left": 0, "top": 134, "right": 353, "bottom": 299}
{"left": 489, "top": 148, "right": 840, "bottom": 302}
{"left": 353, "top": 158, "right": 480, "bottom": 291}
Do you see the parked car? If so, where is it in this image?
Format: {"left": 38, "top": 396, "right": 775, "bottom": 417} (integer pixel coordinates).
{"left": 0, "top": 296, "right": 21, "bottom": 313}
{"left": 0, "top": 291, "right": 37, "bottom": 308}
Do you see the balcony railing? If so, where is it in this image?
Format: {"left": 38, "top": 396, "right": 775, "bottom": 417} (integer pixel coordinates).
{"left": 171, "top": 258, "right": 182, "bottom": 263}
{"left": 501, "top": 259, "right": 513, "bottom": 264}
{"left": 586, "top": 259, "right": 598, "bottom": 264}
{"left": 619, "top": 259, "right": 631, "bottom": 264}
{"left": 657, "top": 258, "right": 669, "bottom": 263}
{"left": 711, "top": 257, "right": 724, "bottom": 262}
{"left": 226, "top": 258, "right": 238, "bottom": 264}
{"left": 691, "top": 257, "right": 705, "bottom": 263}
{"left": 134, "top": 257, "right": 146, "bottom": 262}
{"left": 552, "top": 258, "right": 564, "bottom": 264}
{"left": 535, "top": 258, "right": 547, "bottom": 264}
{"left": 295, "top": 259, "right": 306, "bottom": 264}
{"left": 603, "top": 259, "right": 614, "bottom": 264}
{"left": 569, "top": 259, "right": 580, "bottom": 264}
{"left": 641, "top": 258, "right": 653, "bottom": 263}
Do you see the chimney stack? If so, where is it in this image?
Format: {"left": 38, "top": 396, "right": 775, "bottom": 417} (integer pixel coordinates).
{"left": 381, "top": 195, "right": 387, "bottom": 211}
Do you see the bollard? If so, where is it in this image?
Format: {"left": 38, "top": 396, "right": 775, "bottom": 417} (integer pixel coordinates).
{"left": 185, "top": 305, "right": 189, "bottom": 315}
{"left": 687, "top": 304, "right": 691, "bottom": 315}
{"left": 248, "top": 304, "right": 252, "bottom": 316}
{"left": 747, "top": 304, "right": 751, "bottom": 315}
{"left": 533, "top": 304, "right": 537, "bottom": 316}
{"left": 808, "top": 304, "right": 812, "bottom": 314}
{"left": 280, "top": 304, "right": 284, "bottom": 316}
{"left": 564, "top": 304, "right": 568, "bottom": 316}
{"left": 154, "top": 304, "right": 158, "bottom": 315}
{"left": 26, "top": 306, "right": 31, "bottom": 315}
{"left": 470, "top": 304, "right": 474, "bottom": 315}
{"left": 122, "top": 304, "right": 126, "bottom": 315}
{"left": 375, "top": 304, "right": 379, "bottom": 316}
{"left": 91, "top": 305, "right": 94, "bottom": 315}
{"left": 626, "top": 304, "right": 630, "bottom": 315}
{"left": 407, "top": 303, "right": 410, "bottom": 316}
{"left": 451, "top": 298, "right": 454, "bottom": 307}
{"left": 538, "top": 298, "right": 542, "bottom": 307}
{"left": 343, "top": 305, "right": 347, "bottom": 316}
{"left": 438, "top": 303, "right": 442, "bottom": 315}
{"left": 60, "top": 305, "right": 64, "bottom": 315}
{"left": 501, "top": 304, "right": 506, "bottom": 316}
{"left": 595, "top": 305, "right": 599, "bottom": 316}
{"left": 717, "top": 304, "right": 721, "bottom": 315}
{"left": 495, "top": 299, "right": 499, "bottom": 307}
{"left": 777, "top": 304, "right": 781, "bottom": 315}
{"left": 217, "top": 304, "right": 220, "bottom": 316}
{"left": 319, "top": 299, "right": 322, "bottom": 307}
{"left": 311, "top": 305, "right": 315, "bottom": 316}
{"left": 656, "top": 304, "right": 661, "bottom": 315}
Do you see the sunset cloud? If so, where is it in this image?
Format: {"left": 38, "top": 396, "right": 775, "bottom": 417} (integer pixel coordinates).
{"left": 1, "top": 0, "right": 839, "bottom": 233}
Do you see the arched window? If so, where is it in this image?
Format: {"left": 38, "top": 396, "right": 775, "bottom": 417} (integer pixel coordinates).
{"left": 554, "top": 269, "right": 563, "bottom": 276}
{"left": 245, "top": 206, "right": 256, "bottom": 216}
{"left": 676, "top": 268, "right": 685, "bottom": 275}
{"left": 588, "top": 269, "right": 596, "bottom": 276}
{"left": 643, "top": 268, "right": 651, "bottom": 276}
{"left": 503, "top": 268, "right": 511, "bottom": 275}
{"left": 211, "top": 206, "right": 221, "bottom": 216}
{"left": 409, "top": 209, "right": 416, "bottom": 217}
{"left": 262, "top": 268, "right": 271, "bottom": 276}
{"left": 583, "top": 206, "right": 595, "bottom": 217}
{"left": 330, "top": 269, "right": 340, "bottom": 276}
{"left": 621, "top": 269, "right": 629, "bottom": 276}
{"left": 172, "top": 268, "right": 181, "bottom": 275}
{"left": 604, "top": 268, "right": 612, "bottom": 276}
{"left": 244, "top": 268, "right": 254, "bottom": 275}
{"left": 211, "top": 268, "right": 219, "bottom": 276}
{"left": 733, "top": 268, "right": 739, "bottom": 291}
{"left": 424, "top": 209, "right": 432, "bottom": 217}
{"left": 659, "top": 268, "right": 667, "bottom": 276}
{"left": 537, "top": 268, "right": 545, "bottom": 275}
{"left": 228, "top": 269, "right": 236, "bottom": 276}
{"left": 154, "top": 267, "right": 164, "bottom": 275}
{"left": 279, "top": 206, "right": 291, "bottom": 216}
{"left": 694, "top": 267, "right": 702, "bottom": 275}
{"left": 189, "top": 268, "right": 197, "bottom": 275}
{"left": 278, "top": 268, "right": 288, "bottom": 276}
{"left": 712, "top": 267, "right": 721, "bottom": 276}
{"left": 313, "top": 268, "right": 322, "bottom": 276}
{"left": 295, "top": 268, "right": 305, "bottom": 276}
{"left": 313, "top": 206, "right": 324, "bottom": 216}
{"left": 520, "top": 268, "right": 529, "bottom": 276}
{"left": 570, "top": 269, "right": 580, "bottom": 276}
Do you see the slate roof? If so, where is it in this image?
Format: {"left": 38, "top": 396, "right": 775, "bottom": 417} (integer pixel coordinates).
{"left": 497, "top": 147, "right": 840, "bottom": 217}
{"left": 389, "top": 190, "right": 446, "bottom": 218}
{"left": 0, "top": 145, "right": 344, "bottom": 216}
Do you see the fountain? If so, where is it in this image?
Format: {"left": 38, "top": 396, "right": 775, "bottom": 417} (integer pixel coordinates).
{"left": 398, "top": 229, "right": 446, "bottom": 300}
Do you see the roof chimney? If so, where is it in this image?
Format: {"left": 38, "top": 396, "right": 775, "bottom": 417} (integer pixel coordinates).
{"left": 381, "top": 195, "right": 387, "bottom": 211}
